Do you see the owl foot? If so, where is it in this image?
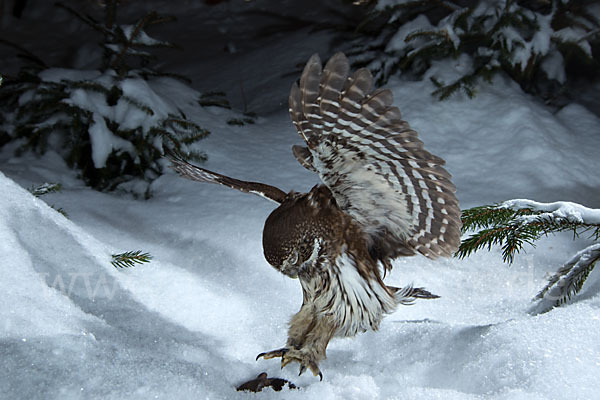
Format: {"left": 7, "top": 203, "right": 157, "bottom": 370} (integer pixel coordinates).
{"left": 256, "top": 348, "right": 323, "bottom": 380}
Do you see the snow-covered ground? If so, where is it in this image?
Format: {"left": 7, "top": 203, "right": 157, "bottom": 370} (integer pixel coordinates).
{"left": 2, "top": 2, "right": 600, "bottom": 399}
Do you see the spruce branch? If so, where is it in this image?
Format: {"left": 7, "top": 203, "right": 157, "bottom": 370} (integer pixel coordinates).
{"left": 458, "top": 199, "right": 600, "bottom": 311}
{"left": 27, "top": 183, "right": 68, "bottom": 217}
{"left": 535, "top": 244, "right": 600, "bottom": 304}
{"left": 105, "top": 0, "right": 117, "bottom": 30}
{"left": 227, "top": 117, "right": 256, "bottom": 126}
{"left": 431, "top": 73, "right": 478, "bottom": 100}
{"left": 457, "top": 200, "right": 598, "bottom": 263}
{"left": 345, "top": 0, "right": 600, "bottom": 102}
{"left": 120, "top": 94, "right": 155, "bottom": 116}
{"left": 138, "top": 71, "right": 192, "bottom": 84}
{"left": 110, "top": 11, "right": 177, "bottom": 75}
{"left": 29, "top": 182, "right": 62, "bottom": 197}
{"left": 111, "top": 250, "right": 152, "bottom": 269}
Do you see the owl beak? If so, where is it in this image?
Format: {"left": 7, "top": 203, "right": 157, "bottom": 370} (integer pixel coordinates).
{"left": 282, "top": 269, "right": 298, "bottom": 279}
{"left": 278, "top": 263, "right": 298, "bottom": 279}
{"left": 280, "top": 254, "right": 300, "bottom": 279}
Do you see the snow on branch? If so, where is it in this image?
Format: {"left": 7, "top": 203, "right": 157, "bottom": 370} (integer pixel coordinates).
{"left": 1, "top": 1, "right": 214, "bottom": 193}
{"left": 347, "top": 0, "right": 600, "bottom": 101}
{"left": 502, "top": 199, "right": 600, "bottom": 225}
{"left": 457, "top": 199, "right": 600, "bottom": 312}
{"left": 458, "top": 199, "right": 600, "bottom": 263}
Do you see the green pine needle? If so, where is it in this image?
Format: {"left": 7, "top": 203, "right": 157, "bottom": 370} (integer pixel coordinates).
{"left": 29, "top": 182, "right": 63, "bottom": 197}
{"left": 3, "top": 2, "right": 211, "bottom": 192}
{"left": 51, "top": 205, "right": 68, "bottom": 218}
{"left": 111, "top": 250, "right": 152, "bottom": 269}
{"left": 457, "top": 202, "right": 600, "bottom": 310}
{"left": 456, "top": 203, "right": 593, "bottom": 264}
{"left": 345, "top": 0, "right": 600, "bottom": 102}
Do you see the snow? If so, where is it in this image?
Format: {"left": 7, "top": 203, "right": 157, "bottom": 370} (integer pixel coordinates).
{"left": 395, "top": 71, "right": 600, "bottom": 207}
{"left": 554, "top": 27, "right": 593, "bottom": 58}
{"left": 37, "top": 66, "right": 210, "bottom": 169}
{"left": 540, "top": 51, "right": 566, "bottom": 84}
{"left": 1, "top": 1, "right": 600, "bottom": 399}
{"left": 503, "top": 199, "right": 600, "bottom": 225}
{"left": 386, "top": 15, "right": 432, "bottom": 53}
{"left": 121, "top": 25, "right": 167, "bottom": 46}
{"left": 88, "top": 112, "right": 134, "bottom": 168}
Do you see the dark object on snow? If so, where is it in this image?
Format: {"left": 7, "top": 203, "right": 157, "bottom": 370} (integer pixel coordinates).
{"left": 236, "top": 372, "right": 297, "bottom": 392}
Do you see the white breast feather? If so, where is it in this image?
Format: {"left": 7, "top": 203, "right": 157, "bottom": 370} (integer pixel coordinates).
{"left": 331, "top": 251, "right": 397, "bottom": 336}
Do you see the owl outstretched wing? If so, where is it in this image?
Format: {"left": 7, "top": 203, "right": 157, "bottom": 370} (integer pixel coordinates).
{"left": 289, "top": 53, "right": 461, "bottom": 261}
{"left": 168, "top": 152, "right": 286, "bottom": 204}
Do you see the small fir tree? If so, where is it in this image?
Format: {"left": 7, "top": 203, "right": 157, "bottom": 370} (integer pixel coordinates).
{"left": 344, "top": 0, "right": 600, "bottom": 102}
{"left": 0, "top": 1, "right": 211, "bottom": 192}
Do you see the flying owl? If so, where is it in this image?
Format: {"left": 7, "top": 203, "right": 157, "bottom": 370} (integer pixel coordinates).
{"left": 169, "top": 52, "right": 461, "bottom": 380}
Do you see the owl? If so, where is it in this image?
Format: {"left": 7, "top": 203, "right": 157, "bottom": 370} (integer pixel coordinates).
{"left": 169, "top": 52, "right": 461, "bottom": 380}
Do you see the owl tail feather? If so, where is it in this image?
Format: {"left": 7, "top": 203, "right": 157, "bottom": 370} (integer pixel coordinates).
{"left": 388, "top": 285, "right": 440, "bottom": 305}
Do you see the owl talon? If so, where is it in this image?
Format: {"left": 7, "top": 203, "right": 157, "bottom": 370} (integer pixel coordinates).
{"left": 298, "top": 363, "right": 322, "bottom": 380}
{"left": 298, "top": 364, "right": 306, "bottom": 376}
{"left": 256, "top": 348, "right": 288, "bottom": 361}
{"left": 257, "top": 347, "right": 322, "bottom": 380}
{"left": 309, "top": 362, "right": 322, "bottom": 380}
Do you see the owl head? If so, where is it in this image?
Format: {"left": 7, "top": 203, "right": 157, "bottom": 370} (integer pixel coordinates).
{"left": 262, "top": 186, "right": 337, "bottom": 278}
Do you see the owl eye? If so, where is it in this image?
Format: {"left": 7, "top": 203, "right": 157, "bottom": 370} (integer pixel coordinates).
{"left": 289, "top": 250, "right": 299, "bottom": 265}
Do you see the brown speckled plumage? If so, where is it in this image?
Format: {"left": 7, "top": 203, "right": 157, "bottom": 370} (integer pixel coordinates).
{"left": 169, "top": 52, "right": 461, "bottom": 379}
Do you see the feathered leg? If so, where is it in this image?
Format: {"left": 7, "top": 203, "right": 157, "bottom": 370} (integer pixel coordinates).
{"left": 257, "top": 303, "right": 336, "bottom": 380}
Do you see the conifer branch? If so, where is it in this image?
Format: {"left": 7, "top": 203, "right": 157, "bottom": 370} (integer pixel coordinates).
{"left": 345, "top": 0, "right": 600, "bottom": 102}
{"left": 2, "top": 2, "right": 212, "bottom": 192}
{"left": 534, "top": 244, "right": 600, "bottom": 308}
{"left": 457, "top": 199, "right": 600, "bottom": 311}
{"left": 27, "top": 183, "right": 68, "bottom": 217}
{"left": 457, "top": 200, "right": 598, "bottom": 263}
{"left": 111, "top": 251, "right": 152, "bottom": 269}
{"left": 29, "top": 182, "right": 62, "bottom": 197}
{"left": 105, "top": 0, "right": 117, "bottom": 30}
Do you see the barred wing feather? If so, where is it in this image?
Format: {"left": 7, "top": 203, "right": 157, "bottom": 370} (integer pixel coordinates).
{"left": 289, "top": 53, "right": 461, "bottom": 260}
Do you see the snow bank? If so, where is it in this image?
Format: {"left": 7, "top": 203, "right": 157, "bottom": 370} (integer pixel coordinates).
{"left": 0, "top": 172, "right": 251, "bottom": 399}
